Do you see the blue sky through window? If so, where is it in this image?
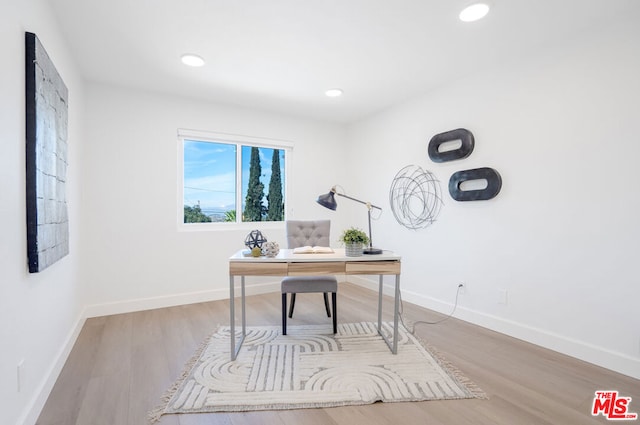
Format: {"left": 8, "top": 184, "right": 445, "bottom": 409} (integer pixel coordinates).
{"left": 184, "top": 140, "right": 236, "bottom": 217}
{"left": 183, "top": 139, "right": 285, "bottom": 221}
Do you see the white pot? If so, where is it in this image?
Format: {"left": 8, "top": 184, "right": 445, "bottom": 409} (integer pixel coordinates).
{"left": 345, "top": 242, "right": 363, "bottom": 257}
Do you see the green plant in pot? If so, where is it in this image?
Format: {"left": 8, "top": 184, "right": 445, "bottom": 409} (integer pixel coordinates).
{"left": 339, "top": 227, "right": 369, "bottom": 257}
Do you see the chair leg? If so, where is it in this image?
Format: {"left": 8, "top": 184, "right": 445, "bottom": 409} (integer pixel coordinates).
{"left": 332, "top": 292, "right": 337, "bottom": 334}
{"left": 323, "top": 292, "right": 331, "bottom": 317}
{"left": 288, "top": 293, "right": 296, "bottom": 318}
{"left": 282, "top": 293, "right": 287, "bottom": 335}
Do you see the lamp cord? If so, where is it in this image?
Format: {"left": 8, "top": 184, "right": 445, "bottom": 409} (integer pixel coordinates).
{"left": 399, "top": 284, "right": 462, "bottom": 334}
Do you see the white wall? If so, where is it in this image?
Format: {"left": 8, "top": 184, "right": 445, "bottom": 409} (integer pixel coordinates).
{"left": 3, "top": 4, "right": 638, "bottom": 424}
{"left": 346, "top": 15, "right": 640, "bottom": 378}
{"left": 81, "top": 84, "right": 350, "bottom": 316}
{"left": 0, "top": 0, "right": 86, "bottom": 424}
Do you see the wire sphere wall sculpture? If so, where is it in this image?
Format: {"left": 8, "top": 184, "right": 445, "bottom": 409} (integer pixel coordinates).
{"left": 389, "top": 165, "right": 444, "bottom": 230}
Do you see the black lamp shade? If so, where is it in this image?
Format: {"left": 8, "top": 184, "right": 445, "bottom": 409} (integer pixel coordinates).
{"left": 316, "top": 191, "right": 337, "bottom": 210}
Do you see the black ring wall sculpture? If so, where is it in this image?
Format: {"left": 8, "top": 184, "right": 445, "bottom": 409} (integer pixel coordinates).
{"left": 428, "top": 128, "right": 475, "bottom": 163}
{"left": 389, "top": 165, "right": 444, "bottom": 229}
{"left": 448, "top": 167, "right": 502, "bottom": 201}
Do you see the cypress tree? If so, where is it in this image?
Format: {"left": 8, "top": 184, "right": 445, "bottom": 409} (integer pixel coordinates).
{"left": 267, "top": 149, "right": 284, "bottom": 221}
{"left": 243, "top": 147, "right": 264, "bottom": 221}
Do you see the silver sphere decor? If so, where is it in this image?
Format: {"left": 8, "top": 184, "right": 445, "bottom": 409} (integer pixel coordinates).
{"left": 262, "top": 241, "right": 280, "bottom": 257}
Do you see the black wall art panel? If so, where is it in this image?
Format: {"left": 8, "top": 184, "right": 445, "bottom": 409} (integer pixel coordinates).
{"left": 428, "top": 128, "right": 475, "bottom": 163}
{"left": 448, "top": 167, "right": 502, "bottom": 201}
{"left": 25, "top": 32, "right": 69, "bottom": 273}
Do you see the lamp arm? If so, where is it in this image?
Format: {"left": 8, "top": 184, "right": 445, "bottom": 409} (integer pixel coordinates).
{"left": 324, "top": 186, "right": 383, "bottom": 254}
{"left": 335, "top": 192, "right": 382, "bottom": 211}
{"left": 334, "top": 191, "right": 379, "bottom": 250}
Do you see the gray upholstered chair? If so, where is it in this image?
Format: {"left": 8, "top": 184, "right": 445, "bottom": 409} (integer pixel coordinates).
{"left": 281, "top": 220, "right": 337, "bottom": 335}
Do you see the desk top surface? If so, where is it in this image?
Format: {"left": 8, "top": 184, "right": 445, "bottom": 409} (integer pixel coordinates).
{"left": 229, "top": 248, "right": 400, "bottom": 262}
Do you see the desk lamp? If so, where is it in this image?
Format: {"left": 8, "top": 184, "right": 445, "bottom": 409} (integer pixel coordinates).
{"left": 316, "top": 186, "right": 383, "bottom": 255}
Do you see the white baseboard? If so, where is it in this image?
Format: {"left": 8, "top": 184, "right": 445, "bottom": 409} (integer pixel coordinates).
{"left": 22, "top": 280, "right": 281, "bottom": 425}
{"left": 19, "top": 312, "right": 86, "bottom": 425}
{"left": 402, "top": 290, "right": 640, "bottom": 380}
{"left": 83, "top": 281, "right": 281, "bottom": 318}
{"left": 348, "top": 276, "right": 639, "bottom": 380}
{"left": 25, "top": 276, "right": 638, "bottom": 425}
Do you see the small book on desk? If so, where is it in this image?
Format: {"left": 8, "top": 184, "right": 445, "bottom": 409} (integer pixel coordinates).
{"left": 292, "top": 246, "right": 334, "bottom": 254}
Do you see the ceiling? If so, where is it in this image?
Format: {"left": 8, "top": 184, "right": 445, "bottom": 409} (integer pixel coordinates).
{"left": 48, "top": 0, "right": 637, "bottom": 123}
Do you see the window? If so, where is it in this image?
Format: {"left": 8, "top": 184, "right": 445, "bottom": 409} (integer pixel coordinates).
{"left": 178, "top": 129, "right": 291, "bottom": 225}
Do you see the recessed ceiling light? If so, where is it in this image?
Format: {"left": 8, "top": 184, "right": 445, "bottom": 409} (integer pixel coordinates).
{"left": 325, "top": 88, "right": 343, "bottom": 97}
{"left": 181, "top": 54, "right": 205, "bottom": 67}
{"left": 459, "top": 3, "right": 490, "bottom": 22}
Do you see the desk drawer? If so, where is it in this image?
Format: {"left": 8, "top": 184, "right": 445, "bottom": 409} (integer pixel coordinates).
{"left": 345, "top": 261, "right": 401, "bottom": 275}
{"left": 288, "top": 262, "right": 346, "bottom": 275}
{"left": 229, "top": 262, "right": 288, "bottom": 276}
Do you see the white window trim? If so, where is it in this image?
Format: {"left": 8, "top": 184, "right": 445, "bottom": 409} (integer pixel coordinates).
{"left": 177, "top": 128, "right": 293, "bottom": 231}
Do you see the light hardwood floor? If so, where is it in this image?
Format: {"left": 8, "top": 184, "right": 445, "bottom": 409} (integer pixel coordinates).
{"left": 37, "top": 283, "right": 639, "bottom": 425}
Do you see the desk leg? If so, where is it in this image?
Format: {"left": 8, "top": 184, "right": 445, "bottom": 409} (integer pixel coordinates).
{"left": 241, "top": 276, "right": 246, "bottom": 336}
{"left": 392, "top": 273, "right": 400, "bottom": 354}
{"left": 377, "top": 273, "right": 400, "bottom": 355}
{"left": 230, "top": 274, "right": 235, "bottom": 359}
{"left": 229, "top": 275, "right": 246, "bottom": 361}
{"left": 377, "top": 275, "right": 383, "bottom": 333}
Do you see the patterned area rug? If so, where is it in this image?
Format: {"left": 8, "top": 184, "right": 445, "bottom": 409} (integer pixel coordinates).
{"left": 150, "top": 322, "right": 484, "bottom": 423}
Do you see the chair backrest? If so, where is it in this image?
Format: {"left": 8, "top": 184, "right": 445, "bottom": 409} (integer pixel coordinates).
{"left": 286, "top": 220, "right": 331, "bottom": 249}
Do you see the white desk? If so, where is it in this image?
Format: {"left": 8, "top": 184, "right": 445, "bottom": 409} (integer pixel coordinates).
{"left": 228, "top": 248, "right": 402, "bottom": 360}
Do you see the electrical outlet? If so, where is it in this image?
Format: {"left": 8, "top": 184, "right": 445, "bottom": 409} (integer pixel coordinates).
{"left": 498, "top": 289, "right": 508, "bottom": 305}
{"left": 17, "top": 359, "right": 24, "bottom": 393}
{"left": 458, "top": 282, "right": 466, "bottom": 295}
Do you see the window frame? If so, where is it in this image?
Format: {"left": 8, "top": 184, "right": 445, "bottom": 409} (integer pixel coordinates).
{"left": 177, "top": 128, "right": 293, "bottom": 231}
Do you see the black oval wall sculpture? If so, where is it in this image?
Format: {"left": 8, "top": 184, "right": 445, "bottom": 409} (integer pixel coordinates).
{"left": 449, "top": 167, "right": 502, "bottom": 201}
{"left": 428, "top": 128, "right": 475, "bottom": 163}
